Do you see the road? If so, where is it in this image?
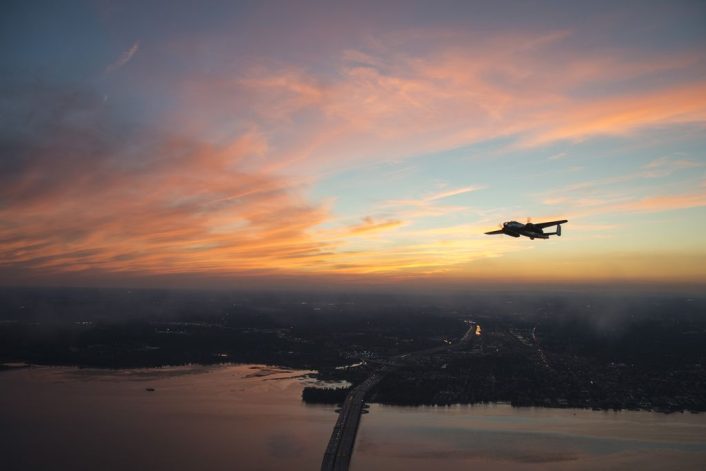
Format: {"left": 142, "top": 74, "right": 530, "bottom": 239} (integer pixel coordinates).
{"left": 320, "top": 322, "right": 476, "bottom": 471}
{"left": 320, "top": 373, "right": 384, "bottom": 470}
{"left": 532, "top": 325, "right": 552, "bottom": 370}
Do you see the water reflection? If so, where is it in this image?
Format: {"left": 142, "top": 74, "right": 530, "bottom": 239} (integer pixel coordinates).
{"left": 0, "top": 365, "right": 337, "bottom": 471}
{"left": 3, "top": 366, "right": 705, "bottom": 471}
{"left": 352, "top": 403, "right": 706, "bottom": 470}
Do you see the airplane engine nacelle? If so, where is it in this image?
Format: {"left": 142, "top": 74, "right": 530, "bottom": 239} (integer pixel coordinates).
{"left": 557, "top": 225, "right": 562, "bottom": 236}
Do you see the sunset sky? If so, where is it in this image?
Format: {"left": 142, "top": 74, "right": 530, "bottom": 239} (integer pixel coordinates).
{"left": 2, "top": 0, "right": 705, "bottom": 290}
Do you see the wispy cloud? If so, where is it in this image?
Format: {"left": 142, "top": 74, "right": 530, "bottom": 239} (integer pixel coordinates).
{"left": 543, "top": 188, "right": 706, "bottom": 220}
{"left": 616, "top": 192, "right": 706, "bottom": 213}
{"left": 426, "top": 186, "right": 484, "bottom": 201}
{"left": 641, "top": 156, "right": 704, "bottom": 178}
{"left": 548, "top": 152, "right": 568, "bottom": 161}
{"left": 197, "top": 33, "right": 706, "bottom": 176}
{"left": 3, "top": 10, "right": 706, "bottom": 286}
{"left": 0, "top": 83, "right": 332, "bottom": 279}
{"left": 105, "top": 41, "right": 140, "bottom": 73}
{"left": 520, "top": 83, "right": 706, "bottom": 147}
{"left": 348, "top": 216, "right": 404, "bottom": 235}
{"left": 375, "top": 185, "right": 482, "bottom": 222}
{"left": 382, "top": 185, "right": 483, "bottom": 208}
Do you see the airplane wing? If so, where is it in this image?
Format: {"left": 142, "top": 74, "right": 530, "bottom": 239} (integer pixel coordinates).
{"left": 484, "top": 229, "right": 505, "bottom": 235}
{"left": 534, "top": 219, "right": 567, "bottom": 229}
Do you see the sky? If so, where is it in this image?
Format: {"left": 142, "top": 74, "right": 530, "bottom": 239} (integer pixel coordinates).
{"left": 1, "top": 0, "right": 706, "bottom": 291}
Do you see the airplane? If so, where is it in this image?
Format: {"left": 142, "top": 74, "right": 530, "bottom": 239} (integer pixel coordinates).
{"left": 485, "top": 219, "right": 568, "bottom": 239}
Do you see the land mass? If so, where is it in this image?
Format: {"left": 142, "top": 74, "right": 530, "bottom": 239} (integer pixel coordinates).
{"left": 1, "top": 287, "right": 705, "bottom": 413}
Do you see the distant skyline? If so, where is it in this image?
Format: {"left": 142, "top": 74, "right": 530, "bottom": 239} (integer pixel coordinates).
{"left": 2, "top": 0, "right": 705, "bottom": 290}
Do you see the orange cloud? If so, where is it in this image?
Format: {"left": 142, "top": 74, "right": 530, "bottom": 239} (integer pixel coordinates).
{"left": 0, "top": 85, "right": 332, "bottom": 280}
{"left": 193, "top": 33, "right": 706, "bottom": 177}
{"left": 348, "top": 217, "right": 404, "bottom": 235}
{"left": 522, "top": 83, "right": 706, "bottom": 147}
{"left": 617, "top": 192, "right": 706, "bottom": 213}
{"left": 4, "top": 26, "right": 706, "bottom": 287}
{"left": 543, "top": 182, "right": 706, "bottom": 218}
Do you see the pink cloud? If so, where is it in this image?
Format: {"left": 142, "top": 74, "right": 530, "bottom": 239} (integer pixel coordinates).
{"left": 0, "top": 86, "right": 332, "bottom": 279}
{"left": 176, "top": 31, "right": 706, "bottom": 177}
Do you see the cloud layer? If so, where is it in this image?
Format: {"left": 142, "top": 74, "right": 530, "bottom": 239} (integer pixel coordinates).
{"left": 2, "top": 2, "right": 706, "bottom": 288}
{"left": 0, "top": 83, "right": 330, "bottom": 281}
{"left": 178, "top": 30, "right": 706, "bottom": 177}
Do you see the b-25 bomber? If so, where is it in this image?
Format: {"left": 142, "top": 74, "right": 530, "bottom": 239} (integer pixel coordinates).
{"left": 485, "top": 219, "right": 568, "bottom": 239}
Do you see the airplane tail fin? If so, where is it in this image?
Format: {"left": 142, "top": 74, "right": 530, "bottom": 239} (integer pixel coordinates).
{"left": 546, "top": 224, "right": 562, "bottom": 236}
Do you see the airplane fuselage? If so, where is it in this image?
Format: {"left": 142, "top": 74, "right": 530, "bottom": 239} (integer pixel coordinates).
{"left": 485, "top": 219, "right": 567, "bottom": 239}
{"left": 500, "top": 221, "right": 560, "bottom": 239}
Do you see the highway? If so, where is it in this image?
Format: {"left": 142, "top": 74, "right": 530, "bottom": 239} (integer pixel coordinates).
{"left": 320, "top": 322, "right": 476, "bottom": 471}
{"left": 320, "top": 373, "right": 383, "bottom": 470}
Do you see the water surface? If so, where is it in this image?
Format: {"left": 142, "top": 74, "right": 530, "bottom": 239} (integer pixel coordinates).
{"left": 3, "top": 366, "right": 706, "bottom": 470}
{"left": 352, "top": 403, "right": 706, "bottom": 470}
{"left": 0, "top": 365, "right": 336, "bottom": 471}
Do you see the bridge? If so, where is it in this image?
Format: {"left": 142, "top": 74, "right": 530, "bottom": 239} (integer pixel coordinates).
{"left": 320, "top": 373, "right": 384, "bottom": 470}
{"left": 320, "top": 322, "right": 477, "bottom": 471}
